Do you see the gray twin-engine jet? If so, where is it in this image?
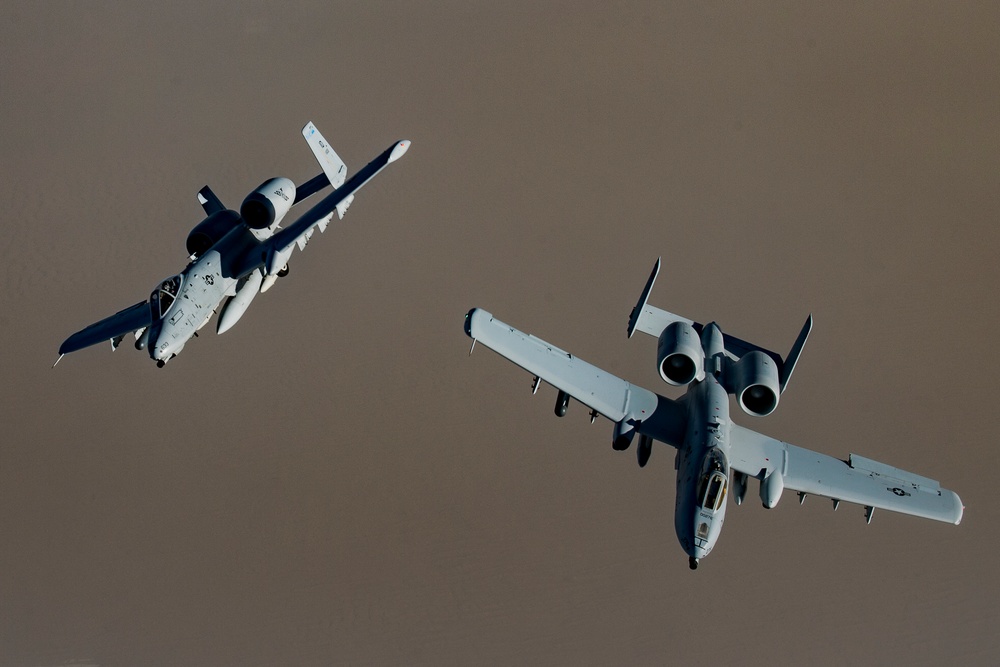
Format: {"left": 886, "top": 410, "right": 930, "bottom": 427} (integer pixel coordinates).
{"left": 465, "top": 258, "right": 963, "bottom": 569}
{"left": 58, "top": 122, "right": 409, "bottom": 367}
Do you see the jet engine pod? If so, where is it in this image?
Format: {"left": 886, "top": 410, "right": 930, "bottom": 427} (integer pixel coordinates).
{"left": 186, "top": 210, "right": 242, "bottom": 258}
{"left": 657, "top": 321, "right": 705, "bottom": 386}
{"left": 240, "top": 177, "right": 296, "bottom": 229}
{"left": 733, "top": 350, "right": 780, "bottom": 417}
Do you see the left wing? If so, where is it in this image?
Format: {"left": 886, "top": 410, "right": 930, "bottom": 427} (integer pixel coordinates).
{"left": 59, "top": 301, "right": 151, "bottom": 356}
{"left": 465, "top": 308, "right": 687, "bottom": 446}
{"left": 728, "top": 424, "right": 964, "bottom": 524}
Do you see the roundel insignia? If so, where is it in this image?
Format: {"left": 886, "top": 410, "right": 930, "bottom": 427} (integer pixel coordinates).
{"left": 889, "top": 487, "right": 910, "bottom": 497}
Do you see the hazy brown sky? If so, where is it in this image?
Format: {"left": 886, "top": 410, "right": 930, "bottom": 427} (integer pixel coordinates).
{"left": 2, "top": 2, "right": 998, "bottom": 665}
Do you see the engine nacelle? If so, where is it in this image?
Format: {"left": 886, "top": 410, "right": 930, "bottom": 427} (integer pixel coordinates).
{"left": 186, "top": 210, "right": 242, "bottom": 258}
{"left": 657, "top": 321, "right": 705, "bottom": 386}
{"left": 733, "top": 350, "right": 780, "bottom": 417}
{"left": 240, "top": 177, "right": 296, "bottom": 229}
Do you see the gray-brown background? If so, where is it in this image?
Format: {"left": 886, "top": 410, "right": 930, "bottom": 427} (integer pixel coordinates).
{"left": 2, "top": 2, "right": 997, "bottom": 665}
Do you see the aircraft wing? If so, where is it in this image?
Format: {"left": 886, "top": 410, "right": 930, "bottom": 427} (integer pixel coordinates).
{"left": 728, "top": 423, "right": 964, "bottom": 524}
{"left": 59, "top": 301, "right": 151, "bottom": 355}
{"left": 465, "top": 308, "right": 687, "bottom": 446}
{"left": 234, "top": 139, "right": 410, "bottom": 279}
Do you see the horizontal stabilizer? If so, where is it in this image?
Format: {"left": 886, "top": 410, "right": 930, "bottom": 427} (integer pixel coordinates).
{"left": 628, "top": 258, "right": 696, "bottom": 338}
{"left": 293, "top": 172, "right": 330, "bottom": 204}
{"left": 628, "top": 258, "right": 810, "bottom": 393}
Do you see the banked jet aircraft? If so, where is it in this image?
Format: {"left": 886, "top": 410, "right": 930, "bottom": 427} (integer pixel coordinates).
{"left": 465, "top": 259, "right": 962, "bottom": 569}
{"left": 58, "top": 122, "right": 410, "bottom": 367}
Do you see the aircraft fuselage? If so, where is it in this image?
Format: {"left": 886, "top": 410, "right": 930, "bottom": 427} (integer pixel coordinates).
{"left": 672, "top": 323, "right": 732, "bottom": 568}
{"left": 146, "top": 224, "right": 264, "bottom": 363}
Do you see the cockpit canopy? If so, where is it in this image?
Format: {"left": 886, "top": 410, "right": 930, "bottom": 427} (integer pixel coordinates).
{"left": 150, "top": 275, "right": 182, "bottom": 319}
{"left": 698, "top": 448, "right": 729, "bottom": 512}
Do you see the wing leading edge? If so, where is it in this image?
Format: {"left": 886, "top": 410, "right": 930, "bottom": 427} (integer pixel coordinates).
{"left": 465, "top": 308, "right": 687, "bottom": 446}
{"left": 728, "top": 424, "right": 964, "bottom": 524}
{"left": 232, "top": 138, "right": 410, "bottom": 279}
{"left": 59, "top": 301, "right": 151, "bottom": 355}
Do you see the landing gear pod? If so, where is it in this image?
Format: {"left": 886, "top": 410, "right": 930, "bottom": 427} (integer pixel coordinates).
{"left": 637, "top": 434, "right": 653, "bottom": 467}
{"left": 612, "top": 420, "right": 636, "bottom": 451}
{"left": 760, "top": 470, "right": 784, "bottom": 508}
{"left": 134, "top": 327, "right": 151, "bottom": 351}
{"left": 732, "top": 471, "right": 748, "bottom": 506}
{"left": 554, "top": 390, "right": 570, "bottom": 417}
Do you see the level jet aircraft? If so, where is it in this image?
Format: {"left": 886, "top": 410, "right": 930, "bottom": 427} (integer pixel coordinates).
{"left": 465, "top": 259, "right": 963, "bottom": 569}
{"left": 57, "top": 122, "right": 410, "bottom": 367}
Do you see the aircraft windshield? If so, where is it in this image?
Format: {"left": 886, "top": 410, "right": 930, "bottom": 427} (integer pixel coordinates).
{"left": 700, "top": 472, "right": 728, "bottom": 512}
{"left": 698, "top": 449, "right": 729, "bottom": 512}
{"left": 151, "top": 275, "right": 181, "bottom": 319}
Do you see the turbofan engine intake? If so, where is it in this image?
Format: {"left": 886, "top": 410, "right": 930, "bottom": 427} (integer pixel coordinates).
{"left": 657, "top": 321, "right": 705, "bottom": 386}
{"left": 240, "top": 177, "right": 296, "bottom": 229}
{"left": 733, "top": 350, "right": 780, "bottom": 417}
{"left": 186, "top": 210, "right": 242, "bottom": 258}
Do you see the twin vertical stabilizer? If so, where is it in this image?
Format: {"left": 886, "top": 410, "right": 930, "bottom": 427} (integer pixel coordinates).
{"left": 628, "top": 257, "right": 812, "bottom": 396}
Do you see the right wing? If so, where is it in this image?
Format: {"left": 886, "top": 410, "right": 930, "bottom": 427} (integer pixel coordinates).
{"left": 233, "top": 138, "right": 410, "bottom": 280}
{"left": 59, "top": 301, "right": 151, "bottom": 355}
{"left": 728, "top": 424, "right": 964, "bottom": 524}
{"left": 465, "top": 308, "right": 687, "bottom": 446}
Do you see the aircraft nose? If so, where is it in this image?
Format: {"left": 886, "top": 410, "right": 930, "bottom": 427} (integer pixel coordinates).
{"left": 149, "top": 337, "right": 170, "bottom": 361}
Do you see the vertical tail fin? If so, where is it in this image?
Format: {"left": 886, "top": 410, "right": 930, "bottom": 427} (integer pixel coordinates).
{"left": 778, "top": 315, "right": 812, "bottom": 393}
{"left": 302, "top": 121, "right": 348, "bottom": 190}
{"left": 627, "top": 257, "right": 661, "bottom": 338}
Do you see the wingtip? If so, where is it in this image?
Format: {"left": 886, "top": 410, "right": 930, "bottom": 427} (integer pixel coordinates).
{"left": 388, "top": 140, "right": 411, "bottom": 163}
